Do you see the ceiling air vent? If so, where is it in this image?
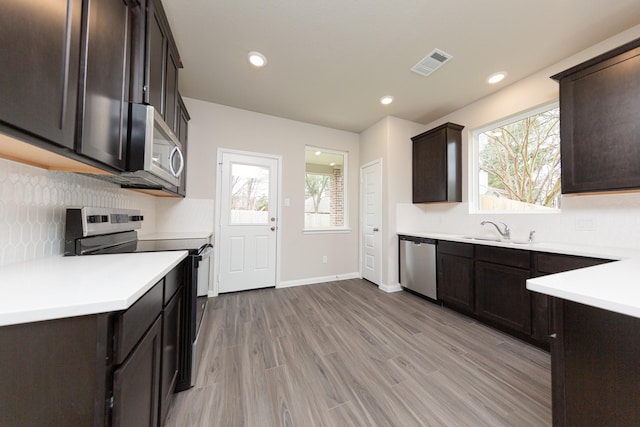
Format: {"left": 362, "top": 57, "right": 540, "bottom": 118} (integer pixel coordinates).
{"left": 411, "top": 48, "right": 453, "bottom": 77}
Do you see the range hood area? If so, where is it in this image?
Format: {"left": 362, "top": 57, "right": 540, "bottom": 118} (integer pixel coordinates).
{"left": 0, "top": 103, "right": 185, "bottom": 197}
{"left": 82, "top": 104, "right": 186, "bottom": 196}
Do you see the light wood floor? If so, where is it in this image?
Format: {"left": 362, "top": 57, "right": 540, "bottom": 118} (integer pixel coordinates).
{"left": 165, "top": 279, "right": 551, "bottom": 427}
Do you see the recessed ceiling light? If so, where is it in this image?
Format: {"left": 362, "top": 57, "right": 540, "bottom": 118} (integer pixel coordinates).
{"left": 315, "top": 151, "right": 321, "bottom": 156}
{"left": 248, "top": 51, "right": 267, "bottom": 67}
{"left": 487, "top": 72, "right": 507, "bottom": 84}
{"left": 380, "top": 95, "right": 394, "bottom": 105}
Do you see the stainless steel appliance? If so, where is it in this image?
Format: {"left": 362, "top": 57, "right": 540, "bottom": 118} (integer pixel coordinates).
{"left": 125, "top": 104, "right": 184, "bottom": 187}
{"left": 399, "top": 235, "right": 438, "bottom": 300}
{"left": 64, "top": 207, "right": 211, "bottom": 390}
{"left": 87, "top": 104, "right": 185, "bottom": 192}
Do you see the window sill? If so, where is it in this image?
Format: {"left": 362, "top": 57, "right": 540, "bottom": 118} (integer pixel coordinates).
{"left": 470, "top": 209, "right": 561, "bottom": 215}
{"left": 303, "top": 228, "right": 352, "bottom": 235}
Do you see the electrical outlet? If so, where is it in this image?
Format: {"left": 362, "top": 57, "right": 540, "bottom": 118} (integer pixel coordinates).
{"left": 322, "top": 255, "right": 328, "bottom": 264}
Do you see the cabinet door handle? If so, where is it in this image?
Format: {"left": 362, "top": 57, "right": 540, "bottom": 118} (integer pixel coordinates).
{"left": 373, "top": 228, "right": 379, "bottom": 232}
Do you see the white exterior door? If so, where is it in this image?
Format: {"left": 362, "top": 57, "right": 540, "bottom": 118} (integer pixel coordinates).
{"left": 218, "top": 152, "right": 279, "bottom": 293}
{"left": 361, "top": 160, "right": 382, "bottom": 284}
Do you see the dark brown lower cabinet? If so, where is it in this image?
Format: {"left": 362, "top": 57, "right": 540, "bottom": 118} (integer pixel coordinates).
{"left": 532, "top": 252, "right": 612, "bottom": 347}
{"left": 437, "top": 241, "right": 474, "bottom": 314}
{"left": 112, "top": 316, "right": 162, "bottom": 427}
{"left": 0, "top": 315, "right": 109, "bottom": 427}
{"left": 431, "top": 240, "right": 617, "bottom": 351}
{"left": 552, "top": 298, "right": 640, "bottom": 426}
{"left": 475, "top": 260, "right": 531, "bottom": 335}
{"left": 160, "top": 286, "right": 182, "bottom": 423}
{"left": 0, "top": 263, "right": 185, "bottom": 427}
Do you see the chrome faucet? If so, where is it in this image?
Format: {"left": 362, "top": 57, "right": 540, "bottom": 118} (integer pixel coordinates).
{"left": 481, "top": 221, "right": 511, "bottom": 240}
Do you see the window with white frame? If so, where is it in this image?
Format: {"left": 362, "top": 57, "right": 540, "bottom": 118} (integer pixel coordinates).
{"left": 473, "top": 104, "right": 561, "bottom": 212}
{"left": 304, "top": 147, "right": 348, "bottom": 230}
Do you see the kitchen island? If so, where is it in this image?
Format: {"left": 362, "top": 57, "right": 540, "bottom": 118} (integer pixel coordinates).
{"left": 528, "top": 263, "right": 640, "bottom": 426}
{"left": 0, "top": 251, "right": 188, "bottom": 427}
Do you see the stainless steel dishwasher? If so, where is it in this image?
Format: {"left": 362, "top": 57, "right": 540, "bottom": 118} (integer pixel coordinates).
{"left": 399, "top": 235, "right": 437, "bottom": 300}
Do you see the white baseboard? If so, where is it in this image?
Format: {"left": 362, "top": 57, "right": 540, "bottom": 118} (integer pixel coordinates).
{"left": 378, "top": 282, "right": 402, "bottom": 293}
{"left": 278, "top": 272, "right": 361, "bottom": 288}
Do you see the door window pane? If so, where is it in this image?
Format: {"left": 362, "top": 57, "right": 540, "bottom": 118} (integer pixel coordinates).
{"left": 230, "top": 163, "right": 269, "bottom": 224}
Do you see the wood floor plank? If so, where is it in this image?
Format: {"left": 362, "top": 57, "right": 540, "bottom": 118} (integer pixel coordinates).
{"left": 165, "top": 279, "right": 551, "bottom": 426}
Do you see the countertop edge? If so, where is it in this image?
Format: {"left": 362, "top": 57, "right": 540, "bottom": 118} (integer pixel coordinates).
{"left": 0, "top": 251, "right": 189, "bottom": 327}
{"left": 397, "top": 231, "right": 639, "bottom": 260}
{"left": 526, "top": 261, "right": 640, "bottom": 319}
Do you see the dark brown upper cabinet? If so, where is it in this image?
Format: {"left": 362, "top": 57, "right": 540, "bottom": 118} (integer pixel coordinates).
{"left": 131, "top": 0, "right": 183, "bottom": 125}
{"left": 412, "top": 123, "right": 464, "bottom": 203}
{"left": 0, "top": 0, "right": 133, "bottom": 173}
{"left": 0, "top": 0, "right": 82, "bottom": 150}
{"left": 165, "top": 49, "right": 180, "bottom": 130}
{"left": 552, "top": 37, "right": 640, "bottom": 194}
{"left": 77, "top": 0, "right": 134, "bottom": 171}
{"left": 175, "top": 94, "right": 190, "bottom": 196}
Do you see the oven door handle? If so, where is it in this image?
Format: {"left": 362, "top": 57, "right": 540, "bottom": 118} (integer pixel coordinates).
{"left": 198, "top": 243, "right": 213, "bottom": 256}
{"left": 195, "top": 243, "right": 213, "bottom": 266}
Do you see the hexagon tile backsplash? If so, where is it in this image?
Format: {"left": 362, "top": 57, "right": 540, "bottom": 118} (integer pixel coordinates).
{"left": 0, "top": 158, "right": 157, "bottom": 267}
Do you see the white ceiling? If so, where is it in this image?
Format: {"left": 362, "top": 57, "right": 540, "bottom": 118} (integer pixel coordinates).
{"left": 162, "top": 0, "right": 640, "bottom": 133}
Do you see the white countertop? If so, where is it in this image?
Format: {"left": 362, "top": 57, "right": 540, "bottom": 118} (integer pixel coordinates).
{"left": 139, "top": 231, "right": 213, "bottom": 240}
{"left": 398, "top": 231, "right": 640, "bottom": 319}
{"left": 397, "top": 231, "right": 640, "bottom": 260}
{"left": 526, "top": 259, "right": 640, "bottom": 318}
{"left": 0, "top": 251, "right": 188, "bottom": 327}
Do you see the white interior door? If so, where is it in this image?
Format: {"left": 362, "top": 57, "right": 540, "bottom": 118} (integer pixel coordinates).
{"left": 218, "top": 152, "right": 279, "bottom": 293}
{"left": 361, "top": 160, "right": 382, "bottom": 284}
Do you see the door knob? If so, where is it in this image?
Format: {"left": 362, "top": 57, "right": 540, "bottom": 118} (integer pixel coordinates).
{"left": 373, "top": 228, "right": 379, "bottom": 232}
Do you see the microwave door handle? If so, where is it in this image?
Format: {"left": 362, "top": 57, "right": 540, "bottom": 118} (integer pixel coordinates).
{"left": 169, "top": 146, "right": 185, "bottom": 177}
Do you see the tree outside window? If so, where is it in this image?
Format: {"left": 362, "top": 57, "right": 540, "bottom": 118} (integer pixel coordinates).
{"left": 230, "top": 163, "right": 269, "bottom": 224}
{"left": 477, "top": 106, "right": 561, "bottom": 212}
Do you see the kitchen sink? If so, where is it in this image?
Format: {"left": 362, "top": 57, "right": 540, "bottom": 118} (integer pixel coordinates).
{"left": 462, "top": 236, "right": 501, "bottom": 242}
{"left": 462, "top": 236, "right": 534, "bottom": 245}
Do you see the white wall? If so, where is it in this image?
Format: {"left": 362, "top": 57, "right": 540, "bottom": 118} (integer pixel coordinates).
{"left": 395, "top": 24, "right": 640, "bottom": 250}
{"left": 182, "top": 98, "right": 360, "bottom": 283}
{"left": 360, "top": 116, "right": 424, "bottom": 288}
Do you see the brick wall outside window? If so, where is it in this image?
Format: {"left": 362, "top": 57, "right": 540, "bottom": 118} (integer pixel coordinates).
{"left": 330, "top": 167, "right": 344, "bottom": 226}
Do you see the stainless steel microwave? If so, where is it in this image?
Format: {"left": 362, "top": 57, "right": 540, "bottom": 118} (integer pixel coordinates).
{"left": 122, "top": 103, "right": 185, "bottom": 188}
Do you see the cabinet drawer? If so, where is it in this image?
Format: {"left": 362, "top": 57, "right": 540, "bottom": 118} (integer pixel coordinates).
{"left": 114, "top": 280, "right": 163, "bottom": 364}
{"left": 164, "top": 262, "right": 184, "bottom": 304}
{"left": 475, "top": 245, "right": 530, "bottom": 269}
{"left": 533, "top": 252, "right": 611, "bottom": 275}
{"left": 438, "top": 240, "right": 473, "bottom": 258}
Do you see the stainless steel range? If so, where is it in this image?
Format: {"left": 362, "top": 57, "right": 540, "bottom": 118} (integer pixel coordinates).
{"left": 64, "top": 207, "right": 212, "bottom": 390}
